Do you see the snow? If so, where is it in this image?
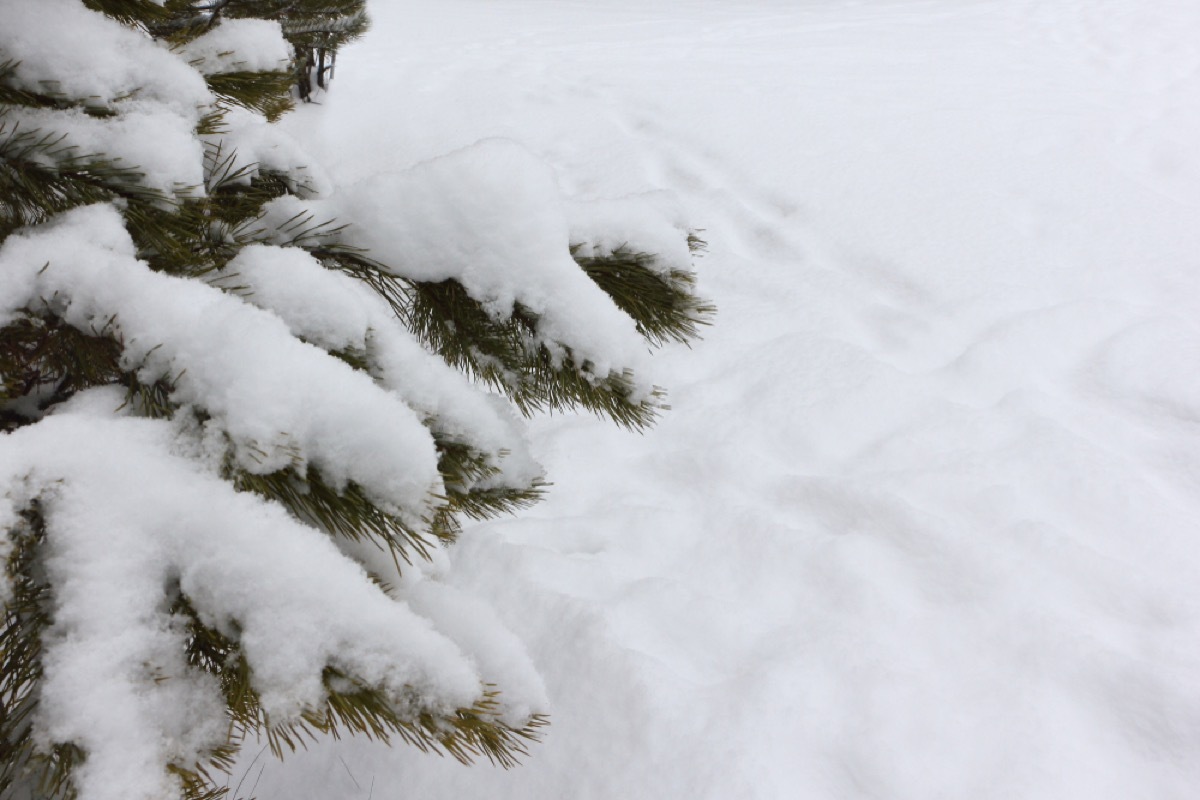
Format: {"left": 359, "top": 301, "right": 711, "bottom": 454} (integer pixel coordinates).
{"left": 0, "top": 205, "right": 444, "bottom": 518}
{"left": 0, "top": 403, "right": 507, "bottom": 800}
{"left": 312, "top": 138, "right": 657, "bottom": 391}
{"left": 178, "top": 19, "right": 291, "bottom": 76}
{"left": 401, "top": 575, "right": 550, "bottom": 726}
{"left": 223, "top": 243, "right": 540, "bottom": 486}
{"left": 567, "top": 192, "right": 694, "bottom": 275}
{"left": 240, "top": 0, "right": 1200, "bottom": 798}
{"left": 0, "top": 0, "right": 218, "bottom": 213}
{"left": 5, "top": 104, "right": 205, "bottom": 197}
{"left": 0, "top": 0, "right": 209, "bottom": 115}
{"left": 222, "top": 243, "right": 375, "bottom": 353}
{"left": 206, "top": 106, "right": 330, "bottom": 194}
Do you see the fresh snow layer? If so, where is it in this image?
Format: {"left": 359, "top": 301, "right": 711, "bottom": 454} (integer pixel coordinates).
{"left": 241, "top": 0, "right": 1197, "bottom": 797}
{"left": 206, "top": 105, "right": 331, "bottom": 194}
{"left": 566, "top": 192, "right": 694, "bottom": 275}
{"left": 0, "top": 0, "right": 210, "bottom": 115}
{"left": 312, "top": 138, "right": 656, "bottom": 389}
{"left": 5, "top": 104, "right": 206, "bottom": 196}
{"left": 223, "top": 243, "right": 541, "bottom": 487}
{"left": 0, "top": 403, "right": 501, "bottom": 800}
{"left": 0, "top": 205, "right": 444, "bottom": 517}
{"left": 178, "top": 19, "right": 291, "bottom": 76}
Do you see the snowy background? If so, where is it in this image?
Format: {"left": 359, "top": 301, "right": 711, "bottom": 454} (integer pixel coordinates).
{"left": 246, "top": 0, "right": 1200, "bottom": 797}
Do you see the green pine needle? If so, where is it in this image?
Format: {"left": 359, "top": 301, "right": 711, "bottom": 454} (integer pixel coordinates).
{"left": 572, "top": 243, "right": 716, "bottom": 347}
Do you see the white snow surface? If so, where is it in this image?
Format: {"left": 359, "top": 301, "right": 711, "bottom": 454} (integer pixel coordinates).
{"left": 0, "top": 401, "right": 497, "bottom": 800}
{"left": 5, "top": 104, "right": 206, "bottom": 196}
{"left": 238, "top": 0, "right": 1200, "bottom": 797}
{"left": 567, "top": 192, "right": 694, "bottom": 275}
{"left": 0, "top": 0, "right": 210, "bottom": 115}
{"left": 206, "top": 105, "right": 331, "bottom": 194}
{"left": 177, "top": 19, "right": 291, "bottom": 76}
{"left": 223, "top": 243, "right": 541, "bottom": 487}
{"left": 312, "top": 138, "right": 657, "bottom": 390}
{"left": 0, "top": 205, "right": 444, "bottom": 518}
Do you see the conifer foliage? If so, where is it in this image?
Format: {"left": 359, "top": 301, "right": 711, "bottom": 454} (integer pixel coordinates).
{"left": 0, "top": 2, "right": 712, "bottom": 799}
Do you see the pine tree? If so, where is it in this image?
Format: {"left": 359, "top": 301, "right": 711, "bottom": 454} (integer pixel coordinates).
{"left": 0, "top": 2, "right": 712, "bottom": 799}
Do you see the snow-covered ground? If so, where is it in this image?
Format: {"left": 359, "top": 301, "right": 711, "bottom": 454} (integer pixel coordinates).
{"left": 249, "top": 1, "right": 1200, "bottom": 797}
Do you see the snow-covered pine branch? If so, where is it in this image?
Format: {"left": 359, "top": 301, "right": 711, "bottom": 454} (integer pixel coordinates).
{"left": 0, "top": 1, "right": 712, "bottom": 799}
